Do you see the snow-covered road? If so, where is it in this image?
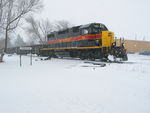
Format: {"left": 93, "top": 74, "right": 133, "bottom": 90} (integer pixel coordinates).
{"left": 0, "top": 54, "right": 150, "bottom": 113}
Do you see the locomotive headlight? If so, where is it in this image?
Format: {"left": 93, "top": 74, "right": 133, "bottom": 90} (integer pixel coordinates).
{"left": 112, "top": 42, "right": 115, "bottom": 46}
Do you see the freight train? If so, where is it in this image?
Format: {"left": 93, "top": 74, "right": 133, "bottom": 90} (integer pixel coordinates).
{"left": 6, "top": 23, "right": 128, "bottom": 61}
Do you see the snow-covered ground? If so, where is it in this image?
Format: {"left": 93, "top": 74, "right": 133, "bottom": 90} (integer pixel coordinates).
{"left": 0, "top": 54, "right": 150, "bottom": 113}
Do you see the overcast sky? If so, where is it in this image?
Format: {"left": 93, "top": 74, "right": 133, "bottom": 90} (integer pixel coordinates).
{"left": 38, "top": 0, "right": 150, "bottom": 41}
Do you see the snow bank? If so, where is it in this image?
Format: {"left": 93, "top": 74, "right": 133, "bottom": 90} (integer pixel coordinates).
{"left": 0, "top": 54, "right": 150, "bottom": 113}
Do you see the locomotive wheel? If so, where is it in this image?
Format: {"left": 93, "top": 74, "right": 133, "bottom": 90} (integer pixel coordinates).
{"left": 89, "top": 51, "right": 96, "bottom": 61}
{"left": 88, "top": 55, "right": 95, "bottom": 61}
{"left": 80, "top": 56, "right": 85, "bottom": 60}
{"left": 101, "top": 55, "right": 108, "bottom": 62}
{"left": 89, "top": 57, "right": 95, "bottom": 61}
{"left": 79, "top": 52, "right": 86, "bottom": 60}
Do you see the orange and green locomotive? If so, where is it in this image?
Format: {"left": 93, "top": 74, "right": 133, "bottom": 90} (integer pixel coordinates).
{"left": 40, "top": 23, "right": 128, "bottom": 61}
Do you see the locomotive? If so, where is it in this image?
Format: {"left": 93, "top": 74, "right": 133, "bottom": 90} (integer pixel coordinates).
{"left": 40, "top": 23, "right": 128, "bottom": 61}
{"left": 5, "top": 23, "right": 128, "bottom": 61}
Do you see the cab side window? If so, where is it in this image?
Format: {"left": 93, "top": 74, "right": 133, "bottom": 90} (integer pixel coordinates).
{"left": 82, "top": 29, "right": 89, "bottom": 35}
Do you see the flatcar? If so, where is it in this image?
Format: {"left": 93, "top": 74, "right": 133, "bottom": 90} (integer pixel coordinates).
{"left": 39, "top": 23, "right": 128, "bottom": 61}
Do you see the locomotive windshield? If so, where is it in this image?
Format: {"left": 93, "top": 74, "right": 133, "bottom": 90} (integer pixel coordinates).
{"left": 91, "top": 24, "right": 108, "bottom": 34}
{"left": 93, "top": 24, "right": 108, "bottom": 30}
{"left": 99, "top": 24, "right": 108, "bottom": 31}
{"left": 80, "top": 23, "right": 109, "bottom": 35}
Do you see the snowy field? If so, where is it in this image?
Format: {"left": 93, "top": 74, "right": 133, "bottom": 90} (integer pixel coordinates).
{"left": 0, "top": 54, "right": 150, "bottom": 113}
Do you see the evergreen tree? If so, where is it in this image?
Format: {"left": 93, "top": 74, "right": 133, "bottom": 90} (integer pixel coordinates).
{"left": 14, "top": 34, "right": 26, "bottom": 47}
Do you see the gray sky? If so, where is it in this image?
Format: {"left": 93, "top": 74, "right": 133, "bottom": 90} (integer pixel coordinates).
{"left": 38, "top": 0, "right": 150, "bottom": 40}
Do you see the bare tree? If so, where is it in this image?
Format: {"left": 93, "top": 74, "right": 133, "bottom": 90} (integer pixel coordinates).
{"left": 0, "top": 0, "right": 9, "bottom": 24}
{"left": 0, "top": 0, "right": 9, "bottom": 34}
{"left": 0, "top": 38, "right": 5, "bottom": 49}
{"left": 55, "top": 20, "right": 73, "bottom": 31}
{"left": 0, "top": 0, "right": 43, "bottom": 52}
{"left": 25, "top": 16, "right": 54, "bottom": 44}
{"left": 25, "top": 18, "right": 73, "bottom": 44}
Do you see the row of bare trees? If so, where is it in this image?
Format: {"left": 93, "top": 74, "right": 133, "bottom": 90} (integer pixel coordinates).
{"left": 0, "top": 0, "right": 43, "bottom": 52}
{"left": 25, "top": 17, "right": 72, "bottom": 44}
{"left": 0, "top": 0, "right": 73, "bottom": 52}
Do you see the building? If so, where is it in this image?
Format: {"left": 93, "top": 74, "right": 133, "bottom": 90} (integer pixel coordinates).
{"left": 123, "top": 40, "right": 150, "bottom": 53}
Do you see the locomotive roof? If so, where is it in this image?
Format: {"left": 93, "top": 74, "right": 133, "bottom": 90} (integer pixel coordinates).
{"left": 48, "top": 23, "right": 105, "bottom": 35}
{"left": 80, "top": 23, "right": 104, "bottom": 28}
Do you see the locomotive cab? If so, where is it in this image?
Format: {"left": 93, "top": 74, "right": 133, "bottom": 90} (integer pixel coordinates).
{"left": 80, "top": 23, "right": 109, "bottom": 46}
{"left": 80, "top": 23, "right": 115, "bottom": 48}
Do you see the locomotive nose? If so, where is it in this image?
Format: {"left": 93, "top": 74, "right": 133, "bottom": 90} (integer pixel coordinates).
{"left": 101, "top": 31, "right": 115, "bottom": 48}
